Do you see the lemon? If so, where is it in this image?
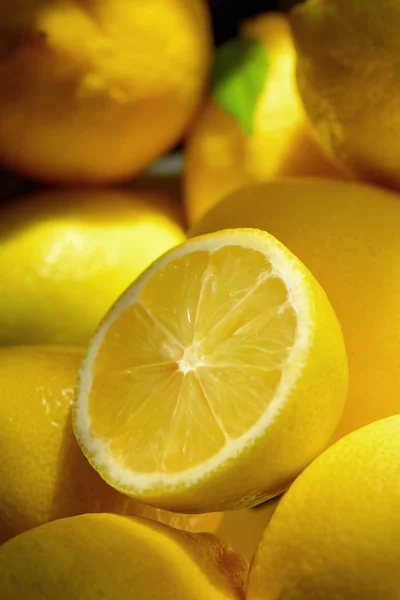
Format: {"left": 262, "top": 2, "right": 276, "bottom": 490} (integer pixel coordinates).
{"left": 217, "top": 500, "right": 279, "bottom": 562}
{"left": 290, "top": 0, "right": 400, "bottom": 189}
{"left": 0, "top": 514, "right": 248, "bottom": 599}
{"left": 0, "top": 189, "right": 186, "bottom": 345}
{"left": 74, "top": 228, "right": 347, "bottom": 513}
{"left": 184, "top": 12, "right": 346, "bottom": 224}
{"left": 0, "top": 0, "right": 211, "bottom": 183}
{"left": 191, "top": 178, "right": 400, "bottom": 440}
{"left": 0, "top": 346, "right": 221, "bottom": 544}
{"left": 248, "top": 415, "right": 400, "bottom": 599}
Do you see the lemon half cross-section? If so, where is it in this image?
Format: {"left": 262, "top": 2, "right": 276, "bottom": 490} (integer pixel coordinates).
{"left": 74, "top": 229, "right": 348, "bottom": 512}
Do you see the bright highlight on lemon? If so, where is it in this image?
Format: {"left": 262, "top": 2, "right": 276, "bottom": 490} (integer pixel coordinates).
{"left": 74, "top": 229, "right": 348, "bottom": 513}
{"left": 0, "top": 189, "right": 185, "bottom": 345}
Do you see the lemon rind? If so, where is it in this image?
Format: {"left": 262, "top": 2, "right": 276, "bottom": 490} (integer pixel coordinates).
{"left": 74, "top": 229, "right": 314, "bottom": 493}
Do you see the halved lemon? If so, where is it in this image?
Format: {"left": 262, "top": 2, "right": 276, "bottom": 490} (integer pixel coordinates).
{"left": 74, "top": 229, "right": 348, "bottom": 512}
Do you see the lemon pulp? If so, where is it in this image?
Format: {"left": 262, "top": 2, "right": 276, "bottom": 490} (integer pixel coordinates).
{"left": 88, "top": 244, "right": 297, "bottom": 475}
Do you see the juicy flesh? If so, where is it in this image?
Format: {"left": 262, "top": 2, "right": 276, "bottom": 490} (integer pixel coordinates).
{"left": 89, "top": 246, "right": 297, "bottom": 474}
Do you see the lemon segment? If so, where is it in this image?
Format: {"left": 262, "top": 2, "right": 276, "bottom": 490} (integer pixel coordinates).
{"left": 74, "top": 229, "right": 348, "bottom": 512}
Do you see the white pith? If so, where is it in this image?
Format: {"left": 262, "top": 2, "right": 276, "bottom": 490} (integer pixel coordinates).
{"left": 74, "top": 230, "right": 313, "bottom": 493}
{"left": 178, "top": 341, "right": 207, "bottom": 373}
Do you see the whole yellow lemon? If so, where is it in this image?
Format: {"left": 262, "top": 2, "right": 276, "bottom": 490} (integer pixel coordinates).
{"left": 0, "top": 346, "right": 221, "bottom": 544}
{"left": 185, "top": 12, "right": 346, "bottom": 224}
{"left": 191, "top": 177, "right": 400, "bottom": 440}
{"left": 0, "top": 189, "right": 186, "bottom": 345}
{"left": 0, "top": 0, "right": 211, "bottom": 183}
{"left": 0, "top": 514, "right": 247, "bottom": 599}
{"left": 290, "top": 0, "right": 400, "bottom": 189}
{"left": 248, "top": 415, "right": 400, "bottom": 599}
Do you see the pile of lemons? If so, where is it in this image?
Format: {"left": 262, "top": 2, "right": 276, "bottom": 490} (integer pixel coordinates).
{"left": 1, "top": 1, "right": 400, "bottom": 599}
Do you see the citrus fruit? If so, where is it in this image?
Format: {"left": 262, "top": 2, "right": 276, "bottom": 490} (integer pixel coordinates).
{"left": 248, "top": 415, "right": 400, "bottom": 599}
{"left": 74, "top": 228, "right": 347, "bottom": 513}
{"left": 0, "top": 514, "right": 248, "bottom": 599}
{"left": 184, "top": 12, "right": 346, "bottom": 224}
{"left": 0, "top": 0, "right": 211, "bottom": 184}
{"left": 0, "top": 346, "right": 221, "bottom": 544}
{"left": 0, "top": 189, "right": 186, "bottom": 345}
{"left": 290, "top": 0, "right": 400, "bottom": 190}
{"left": 217, "top": 500, "right": 279, "bottom": 561}
{"left": 191, "top": 177, "right": 400, "bottom": 440}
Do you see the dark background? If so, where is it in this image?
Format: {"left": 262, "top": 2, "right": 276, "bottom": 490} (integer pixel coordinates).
{"left": 206, "top": 0, "right": 300, "bottom": 45}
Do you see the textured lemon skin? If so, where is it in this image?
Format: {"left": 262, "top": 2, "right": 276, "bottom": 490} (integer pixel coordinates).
{"left": 0, "top": 189, "right": 186, "bottom": 345}
{"left": 0, "top": 0, "right": 211, "bottom": 184}
{"left": 0, "top": 346, "right": 221, "bottom": 544}
{"left": 185, "top": 13, "right": 346, "bottom": 224}
{"left": 75, "top": 228, "right": 347, "bottom": 513}
{"left": 0, "top": 514, "right": 248, "bottom": 600}
{"left": 248, "top": 415, "right": 400, "bottom": 599}
{"left": 191, "top": 178, "right": 400, "bottom": 441}
{"left": 291, "top": 0, "right": 400, "bottom": 189}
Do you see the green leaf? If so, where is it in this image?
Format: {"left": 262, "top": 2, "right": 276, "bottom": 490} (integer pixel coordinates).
{"left": 212, "top": 36, "right": 268, "bottom": 136}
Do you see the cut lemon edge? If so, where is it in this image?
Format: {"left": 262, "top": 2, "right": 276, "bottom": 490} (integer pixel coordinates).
{"left": 74, "top": 228, "right": 347, "bottom": 511}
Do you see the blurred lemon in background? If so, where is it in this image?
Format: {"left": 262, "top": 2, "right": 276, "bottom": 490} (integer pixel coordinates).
{"left": 191, "top": 178, "right": 400, "bottom": 440}
{"left": 0, "top": 0, "right": 212, "bottom": 183}
{"left": 0, "top": 189, "right": 186, "bottom": 345}
{"left": 185, "top": 12, "right": 346, "bottom": 224}
{"left": 217, "top": 500, "right": 279, "bottom": 561}
{"left": 0, "top": 346, "right": 221, "bottom": 544}
{"left": 291, "top": 0, "right": 400, "bottom": 190}
{"left": 248, "top": 415, "right": 400, "bottom": 599}
{"left": 0, "top": 514, "right": 247, "bottom": 599}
